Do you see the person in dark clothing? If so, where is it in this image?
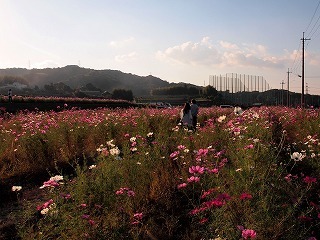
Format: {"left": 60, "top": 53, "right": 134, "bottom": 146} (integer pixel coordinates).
{"left": 190, "top": 99, "right": 199, "bottom": 129}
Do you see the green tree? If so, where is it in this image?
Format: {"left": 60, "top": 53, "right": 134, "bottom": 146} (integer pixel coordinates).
{"left": 111, "top": 89, "right": 133, "bottom": 101}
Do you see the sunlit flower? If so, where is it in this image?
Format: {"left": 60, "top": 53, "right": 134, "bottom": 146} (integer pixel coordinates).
{"left": 12, "top": 186, "right": 22, "bottom": 192}
{"left": 50, "top": 175, "right": 63, "bottom": 182}
{"left": 291, "top": 152, "right": 304, "bottom": 161}
{"left": 89, "top": 164, "right": 96, "bottom": 169}
{"left": 40, "top": 179, "right": 60, "bottom": 189}
{"left": 130, "top": 137, "right": 136, "bottom": 142}
{"left": 110, "top": 147, "right": 120, "bottom": 156}
{"left": 40, "top": 208, "right": 49, "bottom": 215}
{"left": 106, "top": 140, "right": 115, "bottom": 147}
{"left": 217, "top": 115, "right": 226, "bottom": 123}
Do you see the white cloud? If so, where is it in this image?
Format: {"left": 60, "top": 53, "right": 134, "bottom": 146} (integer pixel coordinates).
{"left": 156, "top": 37, "right": 221, "bottom": 66}
{"left": 109, "top": 37, "right": 135, "bottom": 48}
{"left": 157, "top": 37, "right": 286, "bottom": 69}
{"left": 115, "top": 52, "right": 137, "bottom": 62}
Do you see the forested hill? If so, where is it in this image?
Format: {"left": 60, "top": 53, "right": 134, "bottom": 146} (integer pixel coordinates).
{"left": 0, "top": 65, "right": 190, "bottom": 96}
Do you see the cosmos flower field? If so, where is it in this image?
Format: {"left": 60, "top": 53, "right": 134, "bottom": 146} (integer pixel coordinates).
{"left": 1, "top": 106, "right": 320, "bottom": 239}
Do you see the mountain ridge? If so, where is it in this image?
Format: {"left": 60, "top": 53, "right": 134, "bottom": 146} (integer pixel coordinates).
{"left": 0, "top": 65, "right": 199, "bottom": 96}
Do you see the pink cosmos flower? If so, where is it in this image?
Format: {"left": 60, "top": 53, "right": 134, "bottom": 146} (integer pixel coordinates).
{"left": 240, "top": 192, "right": 253, "bottom": 200}
{"left": 208, "top": 168, "right": 219, "bottom": 174}
{"left": 177, "top": 145, "right": 186, "bottom": 150}
{"left": 133, "top": 212, "right": 143, "bottom": 220}
{"left": 187, "top": 176, "right": 200, "bottom": 183}
{"left": 88, "top": 219, "right": 95, "bottom": 226}
{"left": 115, "top": 187, "right": 135, "bottom": 197}
{"left": 177, "top": 183, "right": 187, "bottom": 189}
{"left": 201, "top": 188, "right": 216, "bottom": 199}
{"left": 37, "top": 199, "right": 54, "bottom": 211}
{"left": 197, "top": 148, "right": 209, "bottom": 156}
{"left": 189, "top": 165, "right": 205, "bottom": 174}
{"left": 203, "top": 198, "right": 225, "bottom": 208}
{"left": 40, "top": 179, "right": 60, "bottom": 189}
{"left": 170, "top": 151, "right": 180, "bottom": 158}
{"left": 244, "top": 144, "right": 254, "bottom": 149}
{"left": 127, "top": 190, "right": 135, "bottom": 197}
{"left": 242, "top": 229, "right": 257, "bottom": 239}
{"left": 80, "top": 203, "right": 87, "bottom": 208}
{"left": 199, "top": 218, "right": 208, "bottom": 224}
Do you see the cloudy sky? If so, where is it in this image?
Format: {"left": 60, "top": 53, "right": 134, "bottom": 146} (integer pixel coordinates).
{"left": 1, "top": 0, "right": 320, "bottom": 94}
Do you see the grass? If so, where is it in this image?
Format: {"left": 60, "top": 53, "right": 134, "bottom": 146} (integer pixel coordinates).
{"left": 1, "top": 106, "right": 320, "bottom": 239}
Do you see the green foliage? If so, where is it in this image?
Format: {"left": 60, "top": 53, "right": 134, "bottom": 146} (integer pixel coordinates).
{"left": 152, "top": 84, "right": 201, "bottom": 96}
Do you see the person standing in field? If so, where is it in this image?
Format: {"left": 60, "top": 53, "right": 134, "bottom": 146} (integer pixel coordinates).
{"left": 190, "top": 99, "right": 199, "bottom": 130}
{"left": 180, "top": 102, "right": 193, "bottom": 128}
{"left": 8, "top": 89, "right": 12, "bottom": 103}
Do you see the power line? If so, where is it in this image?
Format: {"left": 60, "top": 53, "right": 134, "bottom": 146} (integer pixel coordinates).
{"left": 305, "top": 0, "right": 320, "bottom": 35}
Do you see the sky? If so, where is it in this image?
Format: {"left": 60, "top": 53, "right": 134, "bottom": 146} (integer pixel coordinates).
{"left": 1, "top": 0, "right": 320, "bottom": 94}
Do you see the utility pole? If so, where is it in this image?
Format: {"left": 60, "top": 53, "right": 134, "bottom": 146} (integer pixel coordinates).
{"left": 281, "top": 80, "right": 285, "bottom": 106}
{"left": 287, "top": 68, "right": 291, "bottom": 107}
{"left": 301, "top": 32, "right": 310, "bottom": 107}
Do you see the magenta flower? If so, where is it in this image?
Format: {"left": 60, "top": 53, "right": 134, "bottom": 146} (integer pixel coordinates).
{"left": 115, "top": 187, "right": 135, "bottom": 197}
{"left": 81, "top": 214, "right": 90, "bottom": 219}
{"left": 239, "top": 192, "right": 253, "bottom": 200}
{"left": 88, "top": 219, "right": 95, "bottom": 226}
{"left": 201, "top": 188, "right": 216, "bottom": 199}
{"left": 242, "top": 229, "right": 257, "bottom": 239}
{"left": 189, "top": 165, "right": 205, "bottom": 174}
{"left": 303, "top": 176, "right": 317, "bottom": 184}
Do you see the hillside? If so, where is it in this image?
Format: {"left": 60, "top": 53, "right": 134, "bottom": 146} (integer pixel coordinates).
{"left": 0, "top": 65, "right": 191, "bottom": 96}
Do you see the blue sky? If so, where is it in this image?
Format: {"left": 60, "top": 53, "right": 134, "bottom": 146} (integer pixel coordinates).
{"left": 1, "top": 0, "right": 320, "bottom": 94}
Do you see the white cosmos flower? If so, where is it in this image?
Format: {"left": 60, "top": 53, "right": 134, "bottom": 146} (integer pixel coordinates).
{"left": 89, "top": 165, "right": 96, "bottom": 169}
{"left": 110, "top": 147, "right": 120, "bottom": 156}
{"left": 12, "top": 186, "right": 22, "bottom": 192}
{"left": 40, "top": 208, "right": 49, "bottom": 215}
{"left": 291, "top": 152, "right": 304, "bottom": 161}
{"left": 50, "top": 175, "right": 63, "bottom": 182}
